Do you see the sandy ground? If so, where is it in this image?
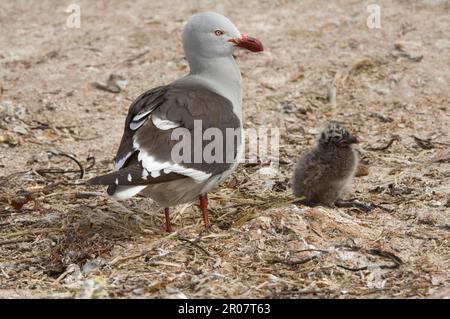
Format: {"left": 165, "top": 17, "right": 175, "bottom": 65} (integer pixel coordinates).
{"left": 0, "top": 0, "right": 449, "bottom": 298}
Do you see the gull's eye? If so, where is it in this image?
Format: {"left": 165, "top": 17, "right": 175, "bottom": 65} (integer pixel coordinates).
{"left": 214, "top": 30, "right": 225, "bottom": 36}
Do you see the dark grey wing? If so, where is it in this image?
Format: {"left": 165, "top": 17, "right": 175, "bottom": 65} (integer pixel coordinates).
{"left": 88, "top": 85, "right": 241, "bottom": 189}
{"left": 113, "top": 85, "right": 167, "bottom": 170}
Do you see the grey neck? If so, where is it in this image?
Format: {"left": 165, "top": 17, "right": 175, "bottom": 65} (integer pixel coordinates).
{"left": 175, "top": 55, "right": 243, "bottom": 120}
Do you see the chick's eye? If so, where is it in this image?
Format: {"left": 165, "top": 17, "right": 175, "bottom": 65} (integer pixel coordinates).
{"left": 214, "top": 30, "right": 224, "bottom": 36}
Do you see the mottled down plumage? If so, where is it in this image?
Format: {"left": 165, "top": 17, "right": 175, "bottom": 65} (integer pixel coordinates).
{"left": 291, "top": 123, "right": 359, "bottom": 206}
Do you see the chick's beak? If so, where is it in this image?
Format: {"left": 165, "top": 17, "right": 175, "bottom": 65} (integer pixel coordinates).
{"left": 348, "top": 135, "right": 359, "bottom": 144}
{"left": 228, "top": 35, "right": 264, "bottom": 52}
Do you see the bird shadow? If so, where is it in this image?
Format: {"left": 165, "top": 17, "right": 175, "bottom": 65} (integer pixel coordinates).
{"left": 293, "top": 198, "right": 382, "bottom": 213}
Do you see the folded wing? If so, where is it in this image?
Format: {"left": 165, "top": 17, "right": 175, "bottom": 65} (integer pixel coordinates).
{"left": 88, "top": 84, "right": 241, "bottom": 197}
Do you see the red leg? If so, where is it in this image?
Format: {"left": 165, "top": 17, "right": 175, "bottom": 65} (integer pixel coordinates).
{"left": 199, "top": 194, "right": 210, "bottom": 228}
{"left": 164, "top": 207, "right": 173, "bottom": 233}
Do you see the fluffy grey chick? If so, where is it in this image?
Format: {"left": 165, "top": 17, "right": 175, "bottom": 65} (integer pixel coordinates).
{"left": 292, "top": 122, "right": 359, "bottom": 206}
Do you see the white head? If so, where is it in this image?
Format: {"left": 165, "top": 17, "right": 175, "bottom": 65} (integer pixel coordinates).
{"left": 182, "top": 12, "right": 263, "bottom": 61}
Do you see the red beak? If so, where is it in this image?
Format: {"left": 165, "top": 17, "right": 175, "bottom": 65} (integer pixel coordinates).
{"left": 229, "top": 35, "right": 264, "bottom": 52}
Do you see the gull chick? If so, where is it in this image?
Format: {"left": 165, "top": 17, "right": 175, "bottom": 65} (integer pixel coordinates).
{"left": 291, "top": 123, "right": 359, "bottom": 206}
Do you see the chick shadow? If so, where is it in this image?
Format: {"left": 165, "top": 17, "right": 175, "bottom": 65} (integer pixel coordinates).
{"left": 294, "top": 198, "right": 376, "bottom": 213}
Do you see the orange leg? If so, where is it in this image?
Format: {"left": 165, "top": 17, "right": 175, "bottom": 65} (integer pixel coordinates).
{"left": 164, "top": 207, "right": 173, "bottom": 233}
{"left": 199, "top": 194, "right": 210, "bottom": 228}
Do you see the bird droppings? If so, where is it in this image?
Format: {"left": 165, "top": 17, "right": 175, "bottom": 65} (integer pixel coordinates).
{"left": 0, "top": 0, "right": 449, "bottom": 299}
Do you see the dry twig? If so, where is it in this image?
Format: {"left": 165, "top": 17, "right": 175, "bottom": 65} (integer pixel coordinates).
{"left": 47, "top": 150, "right": 85, "bottom": 179}
{"left": 367, "top": 135, "right": 401, "bottom": 151}
{"left": 177, "top": 236, "right": 212, "bottom": 257}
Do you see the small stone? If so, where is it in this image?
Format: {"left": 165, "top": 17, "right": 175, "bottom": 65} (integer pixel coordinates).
{"left": 307, "top": 128, "right": 319, "bottom": 135}
{"left": 14, "top": 104, "right": 26, "bottom": 119}
{"left": 0, "top": 134, "right": 19, "bottom": 146}
{"left": 431, "top": 275, "right": 444, "bottom": 286}
{"left": 257, "top": 166, "right": 278, "bottom": 177}
{"left": 267, "top": 274, "right": 278, "bottom": 283}
{"left": 12, "top": 125, "right": 28, "bottom": 135}
{"left": 355, "top": 164, "right": 369, "bottom": 177}
{"left": 93, "top": 74, "right": 128, "bottom": 93}
{"left": 132, "top": 288, "right": 145, "bottom": 295}
{"left": 428, "top": 200, "right": 442, "bottom": 207}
